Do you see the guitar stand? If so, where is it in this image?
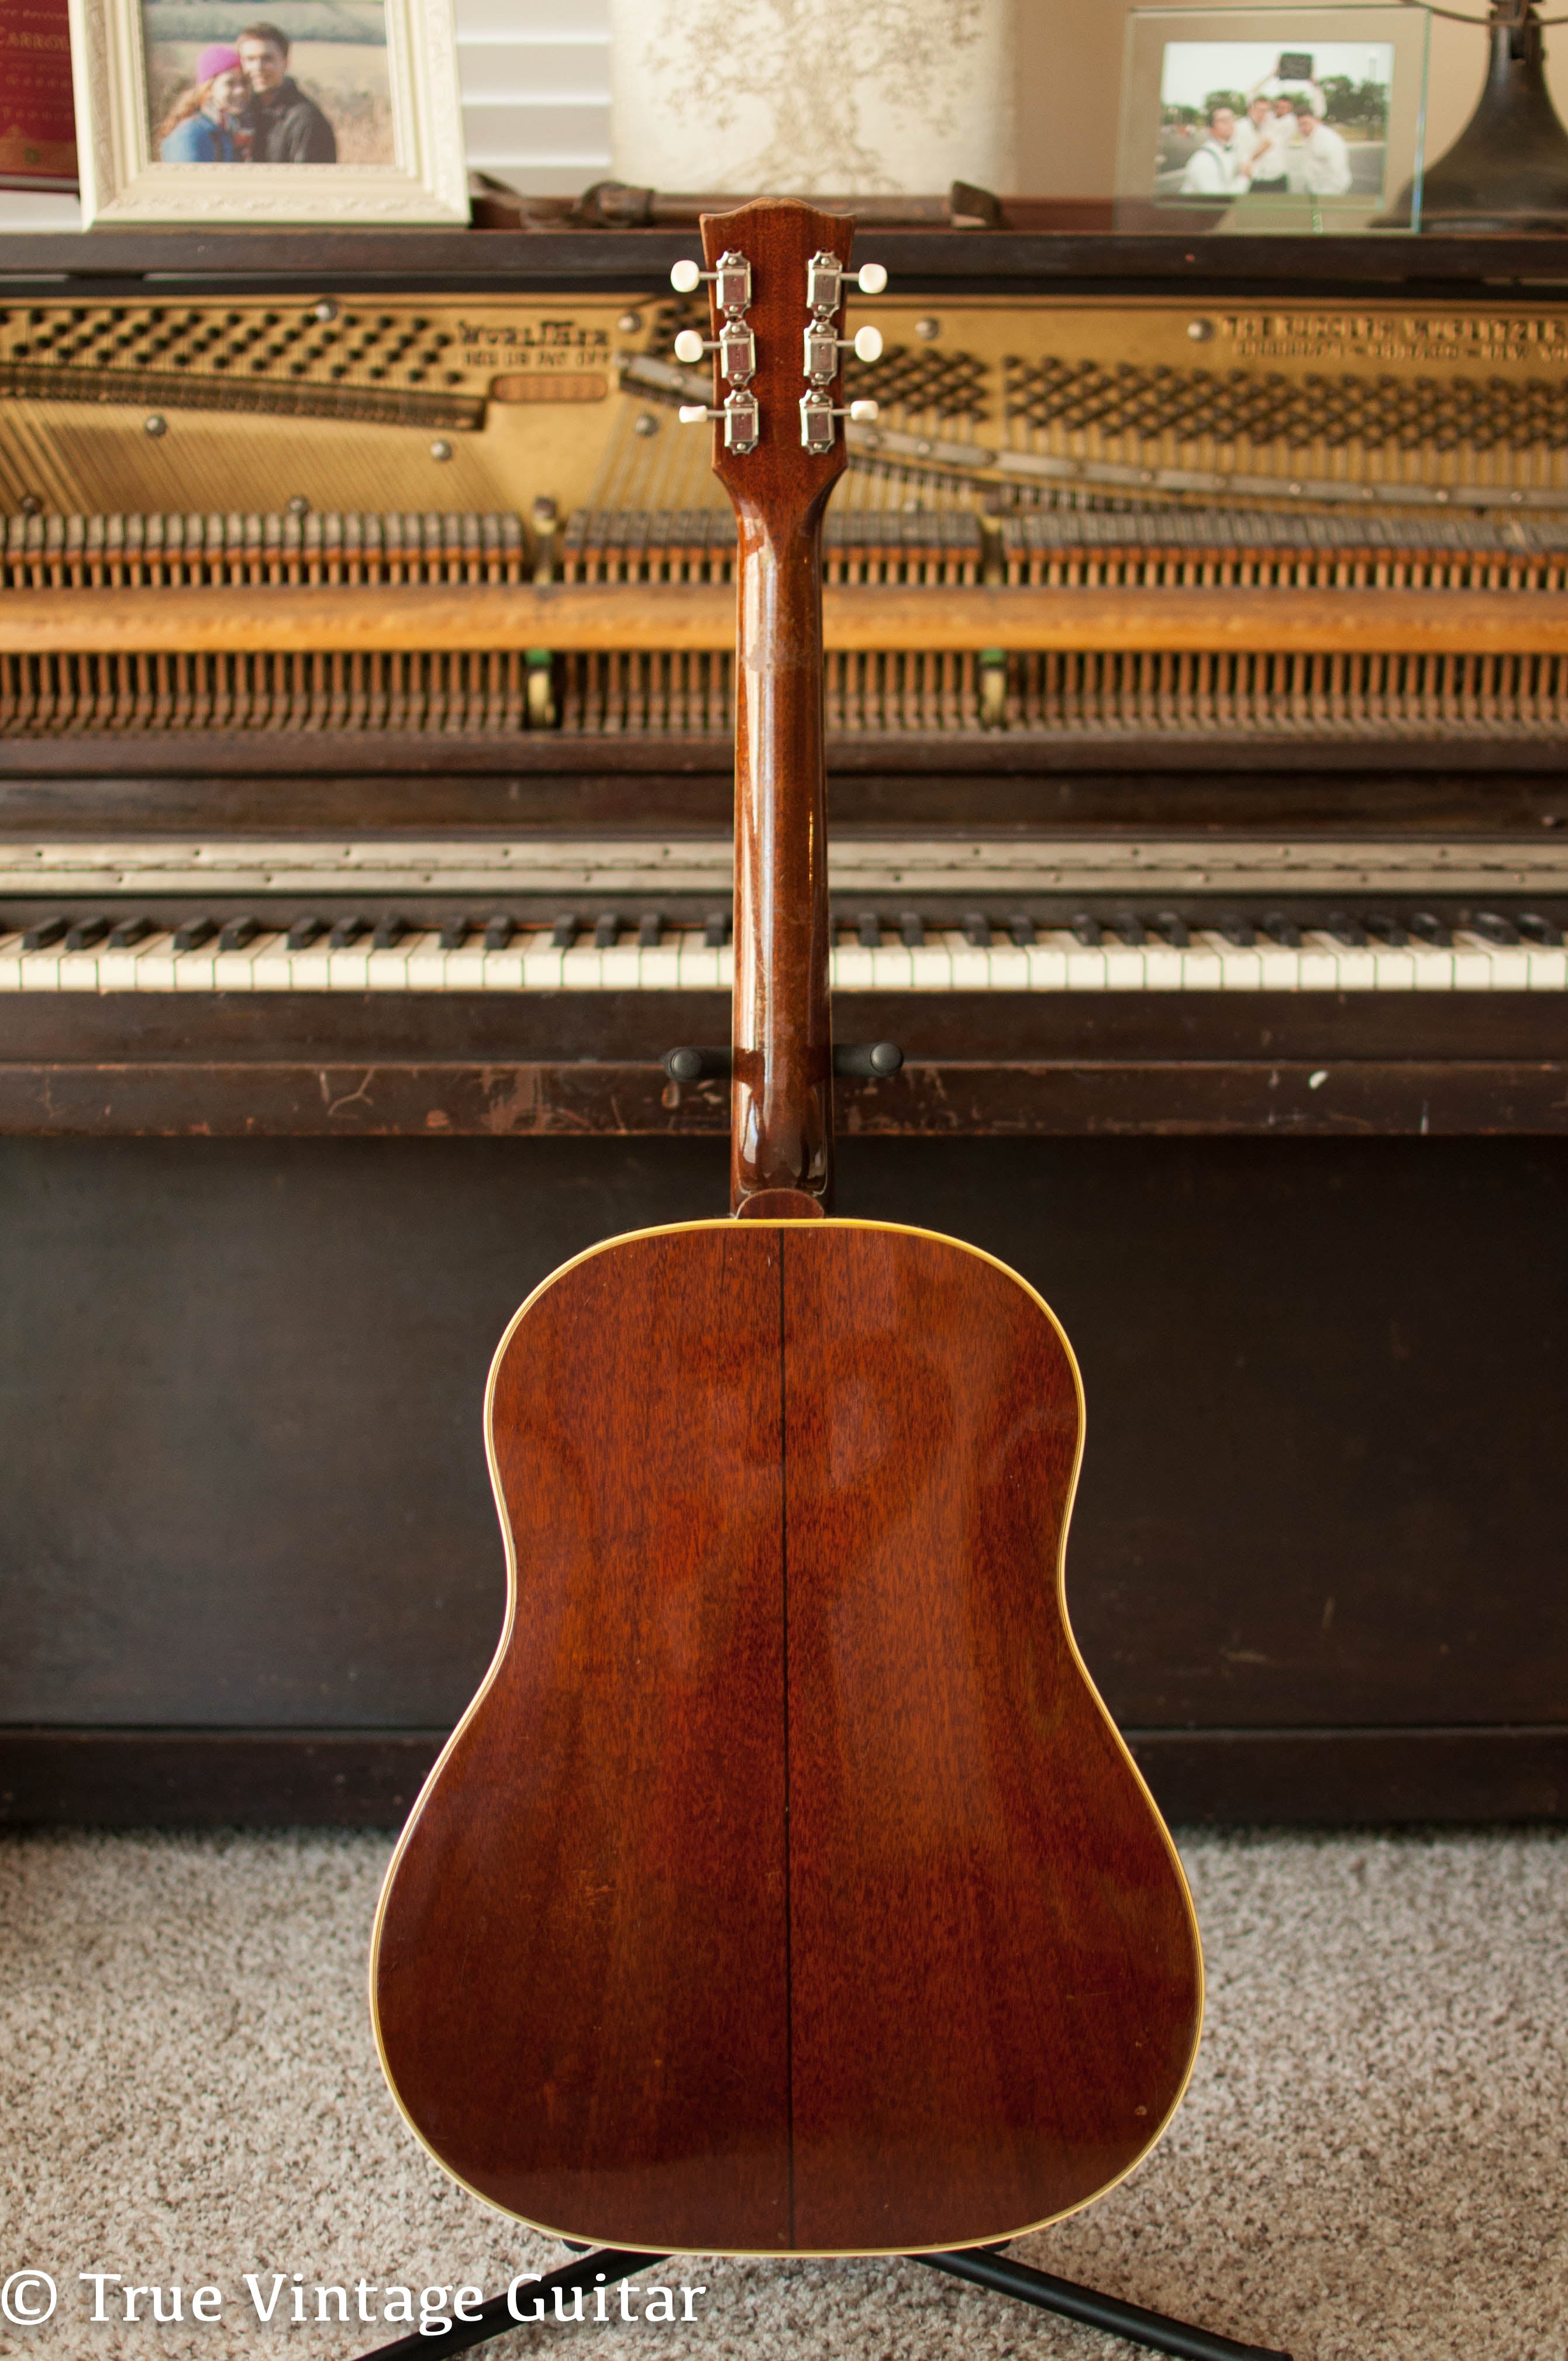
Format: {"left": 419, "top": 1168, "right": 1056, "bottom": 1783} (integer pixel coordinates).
{"left": 356, "top": 2240, "right": 1292, "bottom": 2361}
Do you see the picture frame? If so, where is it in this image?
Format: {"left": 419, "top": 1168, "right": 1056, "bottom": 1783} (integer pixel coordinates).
{"left": 1116, "top": 5, "right": 1430, "bottom": 234}
{"left": 67, "top": 0, "right": 468, "bottom": 225}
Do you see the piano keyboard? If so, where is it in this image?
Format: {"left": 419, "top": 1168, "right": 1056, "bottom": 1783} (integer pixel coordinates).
{"left": 5, "top": 923, "right": 1566, "bottom": 995}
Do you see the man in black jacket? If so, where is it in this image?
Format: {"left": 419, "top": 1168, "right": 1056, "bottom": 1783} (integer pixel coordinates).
{"left": 236, "top": 22, "right": 337, "bottom": 163}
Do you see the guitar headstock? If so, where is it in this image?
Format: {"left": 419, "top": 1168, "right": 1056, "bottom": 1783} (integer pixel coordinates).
{"left": 670, "top": 199, "right": 884, "bottom": 531}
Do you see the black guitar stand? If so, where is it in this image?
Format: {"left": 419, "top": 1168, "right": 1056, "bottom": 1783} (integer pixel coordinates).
{"left": 355, "top": 2241, "right": 1291, "bottom": 2361}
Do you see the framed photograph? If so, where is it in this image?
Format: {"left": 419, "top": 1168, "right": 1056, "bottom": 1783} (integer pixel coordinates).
{"left": 1116, "top": 6, "right": 1430, "bottom": 232}
{"left": 67, "top": 0, "right": 467, "bottom": 224}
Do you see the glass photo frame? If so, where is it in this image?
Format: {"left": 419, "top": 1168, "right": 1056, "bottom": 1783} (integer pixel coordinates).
{"left": 1116, "top": 5, "right": 1431, "bottom": 233}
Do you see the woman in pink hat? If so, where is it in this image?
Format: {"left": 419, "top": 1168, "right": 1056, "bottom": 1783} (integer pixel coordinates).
{"left": 157, "top": 44, "right": 251, "bottom": 161}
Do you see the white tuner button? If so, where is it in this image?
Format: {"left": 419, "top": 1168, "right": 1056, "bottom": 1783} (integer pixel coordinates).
{"left": 849, "top": 399, "right": 879, "bottom": 423}
{"left": 677, "top": 405, "right": 711, "bottom": 424}
{"left": 670, "top": 258, "right": 702, "bottom": 294}
{"left": 857, "top": 263, "right": 888, "bottom": 295}
{"left": 673, "top": 329, "right": 706, "bottom": 364}
{"left": 853, "top": 325, "right": 884, "bottom": 363}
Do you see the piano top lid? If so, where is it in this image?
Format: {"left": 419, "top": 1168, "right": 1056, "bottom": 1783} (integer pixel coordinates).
{"left": 9, "top": 222, "right": 1568, "bottom": 302}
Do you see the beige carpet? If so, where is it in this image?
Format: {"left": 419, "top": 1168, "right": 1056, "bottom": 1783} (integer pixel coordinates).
{"left": 0, "top": 1828, "right": 1562, "bottom": 2361}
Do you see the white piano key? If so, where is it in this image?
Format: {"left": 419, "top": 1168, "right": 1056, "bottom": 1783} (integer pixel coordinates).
{"left": 174, "top": 943, "right": 219, "bottom": 990}
{"left": 443, "top": 946, "right": 487, "bottom": 990}
{"left": 20, "top": 945, "right": 64, "bottom": 989}
{"left": 404, "top": 933, "right": 449, "bottom": 991}
{"left": 1103, "top": 946, "right": 1146, "bottom": 990}
{"left": 213, "top": 936, "right": 275, "bottom": 990}
{"left": 598, "top": 946, "right": 642, "bottom": 989}
{"left": 367, "top": 945, "right": 412, "bottom": 990}
{"left": 1064, "top": 946, "right": 1109, "bottom": 990}
{"left": 482, "top": 946, "right": 527, "bottom": 989}
{"left": 1333, "top": 947, "right": 1380, "bottom": 991}
{"left": 910, "top": 943, "right": 956, "bottom": 991}
{"left": 831, "top": 946, "right": 875, "bottom": 991}
{"left": 1204, "top": 937, "right": 1262, "bottom": 990}
{"left": 1528, "top": 946, "right": 1568, "bottom": 988}
{"left": 287, "top": 943, "right": 333, "bottom": 991}
{"left": 1296, "top": 935, "right": 1342, "bottom": 992}
{"left": 58, "top": 951, "right": 103, "bottom": 991}
{"left": 987, "top": 945, "right": 1034, "bottom": 990}
{"left": 1371, "top": 946, "right": 1417, "bottom": 990}
{"left": 639, "top": 946, "right": 683, "bottom": 989}
{"left": 1177, "top": 942, "right": 1225, "bottom": 989}
{"left": 1411, "top": 946, "right": 1456, "bottom": 991}
{"left": 520, "top": 945, "right": 565, "bottom": 988}
{"left": 251, "top": 936, "right": 299, "bottom": 990}
{"left": 1143, "top": 946, "right": 1185, "bottom": 991}
{"left": 560, "top": 945, "right": 606, "bottom": 989}
{"left": 326, "top": 947, "right": 371, "bottom": 990}
{"left": 0, "top": 931, "right": 24, "bottom": 989}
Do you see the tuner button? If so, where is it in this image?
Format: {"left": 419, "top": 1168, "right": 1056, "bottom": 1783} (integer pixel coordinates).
{"left": 670, "top": 258, "right": 701, "bottom": 294}
{"left": 849, "top": 399, "right": 879, "bottom": 423}
{"left": 673, "top": 329, "right": 705, "bottom": 364}
{"left": 678, "top": 405, "right": 711, "bottom": 425}
{"left": 857, "top": 263, "right": 888, "bottom": 295}
{"left": 852, "top": 325, "right": 883, "bottom": 363}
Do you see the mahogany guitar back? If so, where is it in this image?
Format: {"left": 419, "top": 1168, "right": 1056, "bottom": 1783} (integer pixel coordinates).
{"left": 373, "top": 1219, "right": 1202, "bottom": 2257}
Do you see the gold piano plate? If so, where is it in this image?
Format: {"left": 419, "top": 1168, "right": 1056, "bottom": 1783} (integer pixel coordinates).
{"left": 11, "top": 293, "right": 1568, "bottom": 525}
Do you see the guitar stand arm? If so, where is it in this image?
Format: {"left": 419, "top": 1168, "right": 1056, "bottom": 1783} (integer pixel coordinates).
{"left": 918, "top": 2247, "right": 1293, "bottom": 2361}
{"left": 352, "top": 2245, "right": 1290, "bottom": 2361}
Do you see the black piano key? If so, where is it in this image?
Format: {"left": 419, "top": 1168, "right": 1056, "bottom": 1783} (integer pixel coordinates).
{"left": 1366, "top": 914, "right": 1408, "bottom": 947}
{"left": 64, "top": 916, "right": 110, "bottom": 952}
{"left": 899, "top": 911, "right": 925, "bottom": 949}
{"left": 22, "top": 916, "right": 67, "bottom": 950}
{"left": 962, "top": 911, "right": 991, "bottom": 948}
{"left": 1261, "top": 912, "right": 1302, "bottom": 949}
{"left": 327, "top": 916, "right": 365, "bottom": 950}
{"left": 703, "top": 909, "right": 730, "bottom": 949}
{"left": 1107, "top": 911, "right": 1143, "bottom": 946}
{"left": 287, "top": 916, "right": 326, "bottom": 950}
{"left": 485, "top": 914, "right": 516, "bottom": 951}
{"left": 107, "top": 916, "right": 151, "bottom": 950}
{"left": 439, "top": 915, "right": 472, "bottom": 950}
{"left": 1218, "top": 913, "right": 1255, "bottom": 947}
{"left": 637, "top": 912, "right": 663, "bottom": 949}
{"left": 1410, "top": 911, "right": 1453, "bottom": 948}
{"left": 1007, "top": 913, "right": 1036, "bottom": 947}
{"left": 1473, "top": 911, "right": 1521, "bottom": 947}
{"left": 1150, "top": 911, "right": 1190, "bottom": 948}
{"left": 372, "top": 915, "right": 407, "bottom": 951}
{"left": 592, "top": 911, "right": 619, "bottom": 951}
{"left": 218, "top": 915, "right": 259, "bottom": 952}
{"left": 1070, "top": 912, "right": 1102, "bottom": 947}
{"left": 1326, "top": 911, "right": 1368, "bottom": 947}
{"left": 174, "top": 916, "right": 217, "bottom": 952}
{"left": 1519, "top": 912, "right": 1564, "bottom": 947}
{"left": 856, "top": 911, "right": 881, "bottom": 949}
{"left": 550, "top": 913, "right": 578, "bottom": 949}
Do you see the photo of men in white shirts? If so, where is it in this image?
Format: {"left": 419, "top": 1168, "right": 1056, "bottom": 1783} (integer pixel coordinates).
{"left": 1287, "top": 99, "right": 1354, "bottom": 197}
{"left": 1179, "top": 102, "right": 1245, "bottom": 197}
{"left": 1235, "top": 77, "right": 1326, "bottom": 195}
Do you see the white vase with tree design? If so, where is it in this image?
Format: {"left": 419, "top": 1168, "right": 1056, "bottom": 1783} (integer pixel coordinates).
{"left": 608, "top": 0, "right": 1015, "bottom": 195}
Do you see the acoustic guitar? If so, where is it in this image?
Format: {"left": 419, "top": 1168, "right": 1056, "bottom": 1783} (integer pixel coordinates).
{"left": 372, "top": 199, "right": 1202, "bottom": 2259}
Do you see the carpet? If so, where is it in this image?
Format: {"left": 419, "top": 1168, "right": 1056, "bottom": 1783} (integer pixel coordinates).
{"left": 0, "top": 1827, "right": 1562, "bottom": 2361}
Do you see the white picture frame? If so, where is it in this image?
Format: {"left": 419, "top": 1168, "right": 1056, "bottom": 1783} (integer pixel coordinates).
{"left": 67, "top": 0, "right": 468, "bottom": 225}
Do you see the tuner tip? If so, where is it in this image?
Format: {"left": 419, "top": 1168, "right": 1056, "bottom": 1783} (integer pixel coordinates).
{"left": 670, "top": 258, "right": 701, "bottom": 294}
{"left": 673, "top": 329, "right": 705, "bottom": 364}
{"left": 857, "top": 263, "right": 888, "bottom": 295}
{"left": 853, "top": 325, "right": 884, "bottom": 364}
{"left": 849, "top": 400, "right": 879, "bottom": 423}
{"left": 677, "top": 405, "right": 710, "bottom": 425}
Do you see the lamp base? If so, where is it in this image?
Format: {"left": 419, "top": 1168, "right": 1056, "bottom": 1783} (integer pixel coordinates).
{"left": 1378, "top": 9, "right": 1568, "bottom": 232}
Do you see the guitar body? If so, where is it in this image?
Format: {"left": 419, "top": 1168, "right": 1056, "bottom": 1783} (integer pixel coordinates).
{"left": 373, "top": 1218, "right": 1201, "bottom": 2256}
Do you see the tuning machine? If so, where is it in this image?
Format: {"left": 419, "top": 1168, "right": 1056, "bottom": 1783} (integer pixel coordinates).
{"left": 805, "top": 255, "right": 888, "bottom": 311}
{"left": 673, "top": 321, "right": 756, "bottom": 383}
{"left": 804, "top": 321, "right": 883, "bottom": 381}
{"left": 678, "top": 389, "right": 761, "bottom": 453}
{"left": 669, "top": 251, "right": 752, "bottom": 312}
{"left": 800, "top": 393, "right": 878, "bottom": 453}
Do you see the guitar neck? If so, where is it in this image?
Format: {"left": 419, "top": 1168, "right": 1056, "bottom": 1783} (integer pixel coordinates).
{"left": 693, "top": 199, "right": 863, "bottom": 1219}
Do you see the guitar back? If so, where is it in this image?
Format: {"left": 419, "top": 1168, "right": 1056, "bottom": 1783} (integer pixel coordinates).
{"left": 373, "top": 1218, "right": 1201, "bottom": 2255}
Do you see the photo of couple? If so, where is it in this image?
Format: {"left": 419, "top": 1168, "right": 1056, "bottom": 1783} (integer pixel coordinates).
{"left": 143, "top": 0, "right": 395, "bottom": 167}
{"left": 1155, "top": 39, "right": 1393, "bottom": 208}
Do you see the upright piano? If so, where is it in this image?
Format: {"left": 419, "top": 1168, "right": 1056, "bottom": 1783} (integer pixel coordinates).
{"left": 2, "top": 223, "right": 1564, "bottom": 1826}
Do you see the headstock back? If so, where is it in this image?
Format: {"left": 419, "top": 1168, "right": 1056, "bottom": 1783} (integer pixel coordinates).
{"left": 690, "top": 199, "right": 857, "bottom": 533}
